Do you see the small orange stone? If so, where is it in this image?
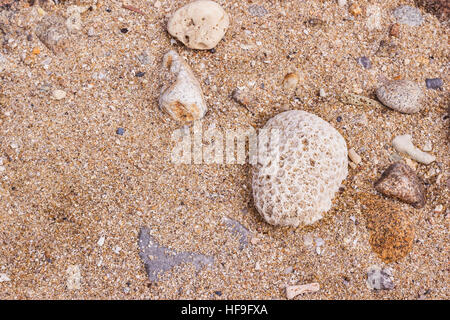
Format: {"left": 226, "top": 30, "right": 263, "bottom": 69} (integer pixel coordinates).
{"left": 393, "top": 75, "right": 403, "bottom": 80}
{"left": 389, "top": 23, "right": 400, "bottom": 37}
{"left": 349, "top": 3, "right": 362, "bottom": 16}
{"left": 32, "top": 47, "right": 40, "bottom": 55}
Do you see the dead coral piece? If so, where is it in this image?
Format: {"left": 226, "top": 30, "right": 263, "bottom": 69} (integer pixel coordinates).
{"left": 375, "top": 162, "right": 426, "bottom": 208}
{"left": 286, "top": 282, "right": 320, "bottom": 299}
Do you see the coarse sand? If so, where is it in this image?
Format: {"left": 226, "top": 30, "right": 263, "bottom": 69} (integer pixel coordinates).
{"left": 0, "top": 0, "right": 448, "bottom": 299}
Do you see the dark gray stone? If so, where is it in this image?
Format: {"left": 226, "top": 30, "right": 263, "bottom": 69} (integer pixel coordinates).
{"left": 425, "top": 78, "right": 443, "bottom": 89}
{"left": 224, "top": 217, "right": 249, "bottom": 250}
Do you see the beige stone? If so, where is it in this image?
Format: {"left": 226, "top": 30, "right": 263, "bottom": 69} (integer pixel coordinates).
{"left": 167, "top": 1, "right": 229, "bottom": 50}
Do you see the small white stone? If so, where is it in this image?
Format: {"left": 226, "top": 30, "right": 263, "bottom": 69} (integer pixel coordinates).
{"left": 97, "top": 236, "right": 105, "bottom": 247}
{"left": 255, "top": 261, "right": 261, "bottom": 270}
{"left": 337, "top": 0, "right": 347, "bottom": 7}
{"left": 434, "top": 204, "right": 443, "bottom": 213}
{"left": 52, "top": 89, "right": 67, "bottom": 100}
{"left": 319, "top": 88, "right": 326, "bottom": 97}
{"left": 366, "top": 5, "right": 382, "bottom": 31}
{"left": 0, "top": 273, "right": 11, "bottom": 282}
{"left": 286, "top": 283, "right": 320, "bottom": 299}
{"left": 422, "top": 141, "right": 432, "bottom": 152}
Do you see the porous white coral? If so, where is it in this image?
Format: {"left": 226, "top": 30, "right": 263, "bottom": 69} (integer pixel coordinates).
{"left": 252, "top": 110, "right": 348, "bottom": 227}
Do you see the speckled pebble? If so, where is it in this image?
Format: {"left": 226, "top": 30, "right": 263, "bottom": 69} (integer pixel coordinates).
{"left": 248, "top": 4, "right": 268, "bottom": 17}
{"left": 376, "top": 80, "right": 423, "bottom": 114}
{"left": 375, "top": 162, "right": 426, "bottom": 208}
{"left": 393, "top": 5, "right": 424, "bottom": 27}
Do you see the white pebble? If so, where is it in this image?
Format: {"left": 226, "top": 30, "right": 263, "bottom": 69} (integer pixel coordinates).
{"left": 97, "top": 236, "right": 105, "bottom": 247}
{"left": 0, "top": 273, "right": 11, "bottom": 282}
{"left": 52, "top": 89, "right": 67, "bottom": 100}
{"left": 167, "top": 0, "right": 229, "bottom": 50}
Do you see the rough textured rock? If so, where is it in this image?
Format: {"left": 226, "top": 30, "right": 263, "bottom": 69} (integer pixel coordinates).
{"left": 35, "top": 14, "right": 70, "bottom": 54}
{"left": 393, "top": 5, "right": 424, "bottom": 26}
{"left": 376, "top": 80, "right": 423, "bottom": 114}
{"left": 167, "top": 0, "right": 229, "bottom": 50}
{"left": 252, "top": 110, "right": 348, "bottom": 227}
{"left": 138, "top": 227, "right": 214, "bottom": 282}
{"left": 392, "top": 134, "right": 436, "bottom": 164}
{"left": 375, "top": 162, "right": 426, "bottom": 208}
{"left": 362, "top": 196, "right": 415, "bottom": 263}
{"left": 159, "top": 50, "right": 207, "bottom": 122}
{"left": 366, "top": 266, "right": 394, "bottom": 290}
{"left": 415, "top": 0, "right": 449, "bottom": 21}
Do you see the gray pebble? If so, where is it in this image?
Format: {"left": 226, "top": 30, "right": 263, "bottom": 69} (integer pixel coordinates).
{"left": 376, "top": 79, "right": 423, "bottom": 114}
{"left": 425, "top": 78, "right": 443, "bottom": 90}
{"left": 357, "top": 56, "right": 371, "bottom": 69}
{"left": 248, "top": 5, "right": 268, "bottom": 17}
{"left": 393, "top": 5, "right": 424, "bottom": 26}
{"left": 366, "top": 266, "right": 394, "bottom": 290}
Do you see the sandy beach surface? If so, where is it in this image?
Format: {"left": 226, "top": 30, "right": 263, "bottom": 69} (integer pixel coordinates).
{"left": 0, "top": 0, "right": 448, "bottom": 299}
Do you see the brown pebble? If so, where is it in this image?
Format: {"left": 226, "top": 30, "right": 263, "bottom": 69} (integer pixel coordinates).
{"left": 389, "top": 23, "right": 400, "bottom": 37}
{"left": 362, "top": 196, "right": 415, "bottom": 263}
{"left": 231, "top": 88, "right": 253, "bottom": 111}
{"left": 375, "top": 162, "right": 426, "bottom": 208}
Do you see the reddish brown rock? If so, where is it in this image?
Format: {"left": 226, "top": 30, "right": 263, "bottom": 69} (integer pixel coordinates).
{"left": 362, "top": 196, "right": 415, "bottom": 263}
{"left": 375, "top": 162, "right": 426, "bottom": 208}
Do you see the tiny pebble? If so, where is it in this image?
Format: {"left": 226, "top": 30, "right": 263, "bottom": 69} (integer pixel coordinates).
{"left": 0, "top": 273, "right": 11, "bottom": 282}
{"left": 319, "top": 88, "right": 326, "bottom": 97}
{"left": 52, "top": 89, "right": 67, "bottom": 100}
{"left": 120, "top": 28, "right": 129, "bottom": 34}
{"left": 357, "top": 56, "right": 371, "bottom": 69}
{"left": 135, "top": 71, "right": 145, "bottom": 77}
{"left": 248, "top": 4, "right": 268, "bottom": 17}
{"left": 348, "top": 148, "right": 362, "bottom": 164}
{"left": 116, "top": 128, "right": 125, "bottom": 135}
